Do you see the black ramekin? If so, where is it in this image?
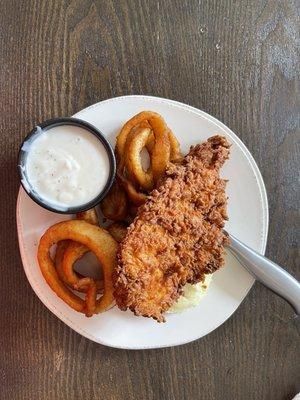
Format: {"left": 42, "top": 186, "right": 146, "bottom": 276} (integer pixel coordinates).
{"left": 18, "top": 117, "right": 116, "bottom": 214}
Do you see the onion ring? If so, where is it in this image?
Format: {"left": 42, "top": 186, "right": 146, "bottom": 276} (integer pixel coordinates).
{"left": 55, "top": 241, "right": 101, "bottom": 315}
{"left": 107, "top": 222, "right": 127, "bottom": 243}
{"left": 55, "top": 240, "right": 72, "bottom": 286}
{"left": 76, "top": 208, "right": 98, "bottom": 225}
{"left": 117, "top": 123, "right": 148, "bottom": 206}
{"left": 125, "top": 123, "right": 180, "bottom": 189}
{"left": 125, "top": 126, "right": 153, "bottom": 190}
{"left": 56, "top": 208, "right": 102, "bottom": 294}
{"left": 117, "top": 172, "right": 147, "bottom": 206}
{"left": 62, "top": 241, "right": 102, "bottom": 292}
{"left": 148, "top": 116, "right": 170, "bottom": 183}
{"left": 146, "top": 129, "right": 181, "bottom": 162}
{"left": 116, "top": 111, "right": 157, "bottom": 161}
{"left": 117, "top": 112, "right": 170, "bottom": 183}
{"left": 73, "top": 278, "right": 97, "bottom": 317}
{"left": 100, "top": 182, "right": 128, "bottom": 220}
{"left": 101, "top": 111, "right": 181, "bottom": 214}
{"left": 116, "top": 113, "right": 170, "bottom": 203}
{"left": 167, "top": 130, "right": 181, "bottom": 161}
{"left": 84, "top": 280, "right": 97, "bottom": 317}
{"left": 38, "top": 220, "right": 118, "bottom": 314}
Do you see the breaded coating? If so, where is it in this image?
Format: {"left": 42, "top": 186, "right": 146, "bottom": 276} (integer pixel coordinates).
{"left": 114, "top": 136, "right": 230, "bottom": 322}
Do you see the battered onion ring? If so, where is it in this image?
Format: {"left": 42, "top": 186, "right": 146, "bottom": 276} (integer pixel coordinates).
{"left": 75, "top": 278, "right": 97, "bottom": 317}
{"left": 117, "top": 172, "right": 147, "bottom": 206}
{"left": 84, "top": 280, "right": 97, "bottom": 317}
{"left": 100, "top": 182, "right": 128, "bottom": 221}
{"left": 77, "top": 208, "right": 98, "bottom": 225}
{"left": 38, "top": 220, "right": 118, "bottom": 314}
{"left": 116, "top": 112, "right": 157, "bottom": 160}
{"left": 116, "top": 111, "right": 170, "bottom": 184}
{"left": 55, "top": 240, "right": 72, "bottom": 286}
{"left": 146, "top": 129, "right": 181, "bottom": 162}
{"left": 125, "top": 126, "right": 153, "bottom": 190}
{"left": 123, "top": 121, "right": 152, "bottom": 183}
{"left": 116, "top": 113, "right": 170, "bottom": 204}
{"left": 149, "top": 116, "right": 170, "bottom": 183}
{"left": 56, "top": 208, "right": 102, "bottom": 294}
{"left": 117, "top": 124, "right": 148, "bottom": 206}
{"left": 107, "top": 222, "right": 127, "bottom": 243}
{"left": 167, "top": 130, "right": 181, "bottom": 161}
{"left": 62, "top": 241, "right": 103, "bottom": 292}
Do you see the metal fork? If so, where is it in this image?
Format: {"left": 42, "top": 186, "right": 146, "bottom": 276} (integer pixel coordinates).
{"left": 227, "top": 232, "right": 300, "bottom": 315}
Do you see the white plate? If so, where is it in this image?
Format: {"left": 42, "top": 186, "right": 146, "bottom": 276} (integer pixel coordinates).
{"left": 17, "top": 95, "right": 268, "bottom": 349}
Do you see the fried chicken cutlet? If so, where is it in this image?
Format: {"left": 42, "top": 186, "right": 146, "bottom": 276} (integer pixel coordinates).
{"left": 114, "top": 135, "right": 230, "bottom": 322}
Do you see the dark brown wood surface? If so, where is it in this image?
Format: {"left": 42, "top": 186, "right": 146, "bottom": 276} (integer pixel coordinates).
{"left": 0, "top": 0, "right": 299, "bottom": 399}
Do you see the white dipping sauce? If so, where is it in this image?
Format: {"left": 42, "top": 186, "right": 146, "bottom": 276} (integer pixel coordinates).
{"left": 25, "top": 125, "right": 110, "bottom": 208}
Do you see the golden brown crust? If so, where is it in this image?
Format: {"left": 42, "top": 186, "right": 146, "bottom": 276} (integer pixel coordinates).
{"left": 113, "top": 135, "right": 230, "bottom": 322}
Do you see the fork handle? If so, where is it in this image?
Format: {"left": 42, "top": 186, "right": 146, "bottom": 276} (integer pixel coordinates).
{"left": 227, "top": 234, "right": 300, "bottom": 315}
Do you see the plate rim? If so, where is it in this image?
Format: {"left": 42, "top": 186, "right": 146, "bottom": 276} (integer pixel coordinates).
{"left": 16, "top": 95, "right": 269, "bottom": 349}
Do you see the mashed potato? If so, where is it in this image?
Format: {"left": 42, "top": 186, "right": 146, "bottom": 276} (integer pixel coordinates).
{"left": 168, "top": 274, "right": 212, "bottom": 313}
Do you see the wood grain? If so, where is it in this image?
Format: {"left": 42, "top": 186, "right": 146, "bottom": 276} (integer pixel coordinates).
{"left": 0, "top": 0, "right": 299, "bottom": 399}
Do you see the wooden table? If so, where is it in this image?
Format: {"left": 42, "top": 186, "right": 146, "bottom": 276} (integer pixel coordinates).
{"left": 1, "top": 1, "right": 299, "bottom": 399}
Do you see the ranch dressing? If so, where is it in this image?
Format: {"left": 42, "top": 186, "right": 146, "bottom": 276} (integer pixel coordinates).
{"left": 25, "top": 125, "right": 110, "bottom": 208}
